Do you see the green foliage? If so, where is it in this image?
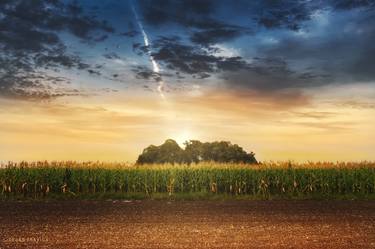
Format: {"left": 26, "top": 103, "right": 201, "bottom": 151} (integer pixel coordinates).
{"left": 1, "top": 163, "right": 374, "bottom": 199}
{"left": 137, "top": 139, "right": 257, "bottom": 164}
{"left": 137, "top": 139, "right": 184, "bottom": 164}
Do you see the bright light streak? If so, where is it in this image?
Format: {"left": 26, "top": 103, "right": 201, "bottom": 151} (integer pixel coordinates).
{"left": 131, "top": 3, "right": 165, "bottom": 100}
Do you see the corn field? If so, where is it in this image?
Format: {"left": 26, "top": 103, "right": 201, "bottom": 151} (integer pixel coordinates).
{"left": 1, "top": 161, "right": 375, "bottom": 199}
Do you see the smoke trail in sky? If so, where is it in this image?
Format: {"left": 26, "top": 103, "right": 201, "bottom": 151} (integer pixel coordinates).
{"left": 131, "top": 2, "right": 165, "bottom": 100}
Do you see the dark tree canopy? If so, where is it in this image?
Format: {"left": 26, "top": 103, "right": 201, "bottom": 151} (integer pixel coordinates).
{"left": 136, "top": 139, "right": 257, "bottom": 165}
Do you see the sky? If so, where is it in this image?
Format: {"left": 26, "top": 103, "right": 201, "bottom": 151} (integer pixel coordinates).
{"left": 0, "top": 0, "right": 375, "bottom": 162}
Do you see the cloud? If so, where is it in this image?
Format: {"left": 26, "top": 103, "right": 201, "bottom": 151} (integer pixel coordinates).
{"left": 138, "top": 0, "right": 374, "bottom": 34}
{"left": 139, "top": 0, "right": 216, "bottom": 26}
{"left": 131, "top": 0, "right": 375, "bottom": 94}
{"left": 0, "top": 0, "right": 114, "bottom": 99}
{"left": 190, "top": 27, "right": 249, "bottom": 46}
{"left": 290, "top": 111, "right": 337, "bottom": 120}
{"left": 133, "top": 35, "right": 329, "bottom": 93}
{"left": 133, "top": 37, "right": 250, "bottom": 79}
{"left": 103, "top": 52, "right": 121, "bottom": 60}
{"left": 220, "top": 57, "right": 333, "bottom": 92}
{"left": 0, "top": 71, "right": 85, "bottom": 100}
{"left": 132, "top": 66, "right": 162, "bottom": 82}
{"left": 138, "top": 0, "right": 249, "bottom": 46}
{"left": 331, "top": 0, "right": 375, "bottom": 10}
{"left": 120, "top": 30, "right": 139, "bottom": 38}
{"left": 132, "top": 35, "right": 330, "bottom": 95}
{"left": 238, "top": 0, "right": 373, "bottom": 31}
{"left": 256, "top": 7, "right": 375, "bottom": 86}
{"left": 3, "top": 0, "right": 374, "bottom": 99}
{"left": 335, "top": 100, "right": 375, "bottom": 109}
{"left": 250, "top": 0, "right": 315, "bottom": 31}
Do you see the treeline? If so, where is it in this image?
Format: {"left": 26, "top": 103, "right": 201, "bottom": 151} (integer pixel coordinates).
{"left": 136, "top": 139, "right": 257, "bottom": 164}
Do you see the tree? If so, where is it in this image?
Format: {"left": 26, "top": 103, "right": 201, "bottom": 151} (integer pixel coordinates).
{"left": 195, "top": 141, "right": 257, "bottom": 164}
{"left": 158, "top": 139, "right": 184, "bottom": 164}
{"left": 136, "top": 139, "right": 257, "bottom": 165}
{"left": 136, "top": 145, "right": 160, "bottom": 164}
{"left": 183, "top": 140, "right": 203, "bottom": 164}
{"left": 136, "top": 139, "right": 183, "bottom": 164}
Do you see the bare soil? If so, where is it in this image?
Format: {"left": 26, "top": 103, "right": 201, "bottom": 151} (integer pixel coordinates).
{"left": 0, "top": 200, "right": 374, "bottom": 249}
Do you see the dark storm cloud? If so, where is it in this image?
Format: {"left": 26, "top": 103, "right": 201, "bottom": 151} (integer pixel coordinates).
{"left": 120, "top": 30, "right": 139, "bottom": 38}
{"left": 134, "top": 36, "right": 329, "bottom": 92}
{"left": 133, "top": 36, "right": 249, "bottom": 79}
{"left": 221, "top": 57, "right": 331, "bottom": 92}
{"left": 216, "top": 57, "right": 250, "bottom": 72}
{"left": 2, "top": 0, "right": 375, "bottom": 99}
{"left": 237, "top": 0, "right": 374, "bottom": 31}
{"left": 132, "top": 65, "right": 175, "bottom": 82}
{"left": 87, "top": 69, "right": 101, "bottom": 76}
{"left": 0, "top": 69, "right": 84, "bottom": 99}
{"left": 137, "top": 0, "right": 375, "bottom": 48}
{"left": 330, "top": 0, "right": 375, "bottom": 10}
{"left": 136, "top": 0, "right": 319, "bottom": 46}
{"left": 120, "top": 21, "right": 139, "bottom": 38}
{"left": 138, "top": 0, "right": 374, "bottom": 31}
{"left": 132, "top": 42, "right": 151, "bottom": 56}
{"left": 138, "top": 0, "right": 248, "bottom": 46}
{"left": 190, "top": 27, "right": 250, "bottom": 46}
{"left": 132, "top": 35, "right": 330, "bottom": 94}
{"left": 94, "top": 35, "right": 109, "bottom": 42}
{"left": 103, "top": 52, "right": 121, "bottom": 60}
{"left": 221, "top": 7, "right": 375, "bottom": 93}
{"left": 139, "top": 0, "right": 216, "bottom": 26}
{"left": 34, "top": 50, "right": 90, "bottom": 70}
{"left": 132, "top": 66, "right": 162, "bottom": 82}
{"left": 249, "top": 0, "right": 316, "bottom": 31}
{"left": 0, "top": 0, "right": 114, "bottom": 99}
{"left": 131, "top": 0, "right": 375, "bottom": 94}
{"left": 256, "top": 7, "right": 375, "bottom": 86}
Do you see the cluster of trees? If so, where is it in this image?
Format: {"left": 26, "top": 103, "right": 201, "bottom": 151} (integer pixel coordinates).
{"left": 136, "top": 139, "right": 257, "bottom": 165}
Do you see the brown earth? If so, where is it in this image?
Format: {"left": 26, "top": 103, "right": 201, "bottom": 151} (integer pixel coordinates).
{"left": 0, "top": 200, "right": 374, "bottom": 249}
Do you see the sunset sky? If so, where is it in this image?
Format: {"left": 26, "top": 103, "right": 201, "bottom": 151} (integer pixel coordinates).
{"left": 1, "top": 0, "right": 375, "bottom": 162}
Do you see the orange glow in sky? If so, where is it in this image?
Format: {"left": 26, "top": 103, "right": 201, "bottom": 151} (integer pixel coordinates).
{"left": 1, "top": 84, "right": 374, "bottom": 163}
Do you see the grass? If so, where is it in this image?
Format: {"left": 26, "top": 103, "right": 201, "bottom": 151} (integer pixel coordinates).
{"left": 1, "top": 161, "right": 375, "bottom": 200}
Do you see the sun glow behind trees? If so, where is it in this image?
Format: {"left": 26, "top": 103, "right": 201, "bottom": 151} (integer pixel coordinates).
{"left": 0, "top": 86, "right": 374, "bottom": 162}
